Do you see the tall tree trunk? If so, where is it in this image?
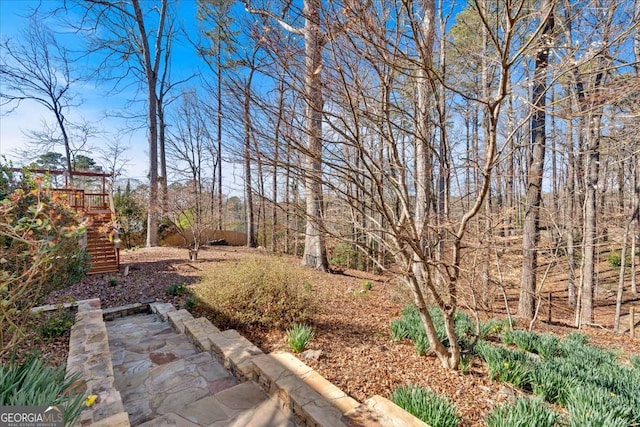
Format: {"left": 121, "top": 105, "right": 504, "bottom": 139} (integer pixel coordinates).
{"left": 301, "top": 0, "right": 328, "bottom": 270}
{"left": 614, "top": 220, "right": 630, "bottom": 331}
{"left": 505, "top": 94, "right": 515, "bottom": 238}
{"left": 244, "top": 77, "right": 256, "bottom": 247}
{"left": 579, "top": 107, "right": 603, "bottom": 326}
{"left": 132, "top": 0, "right": 163, "bottom": 247}
{"left": 519, "top": 0, "right": 554, "bottom": 319}
{"left": 566, "top": 108, "right": 577, "bottom": 306}
{"left": 217, "top": 39, "right": 223, "bottom": 231}
{"left": 158, "top": 100, "right": 168, "bottom": 216}
{"left": 271, "top": 79, "right": 285, "bottom": 252}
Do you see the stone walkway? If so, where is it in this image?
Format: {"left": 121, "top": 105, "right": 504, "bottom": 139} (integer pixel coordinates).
{"left": 106, "top": 313, "right": 296, "bottom": 426}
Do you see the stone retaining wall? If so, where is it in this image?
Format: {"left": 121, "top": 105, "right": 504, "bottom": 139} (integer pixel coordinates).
{"left": 66, "top": 299, "right": 130, "bottom": 427}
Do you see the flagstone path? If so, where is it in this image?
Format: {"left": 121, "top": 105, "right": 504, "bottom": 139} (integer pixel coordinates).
{"left": 106, "top": 313, "right": 295, "bottom": 426}
{"left": 66, "top": 298, "right": 427, "bottom": 427}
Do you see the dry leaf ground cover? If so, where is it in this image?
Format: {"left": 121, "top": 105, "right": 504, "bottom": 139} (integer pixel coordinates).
{"left": 44, "top": 245, "right": 640, "bottom": 426}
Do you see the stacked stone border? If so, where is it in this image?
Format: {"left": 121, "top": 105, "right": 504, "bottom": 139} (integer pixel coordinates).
{"left": 149, "top": 302, "right": 430, "bottom": 427}
{"left": 61, "top": 299, "right": 428, "bottom": 426}
{"left": 65, "top": 298, "right": 130, "bottom": 426}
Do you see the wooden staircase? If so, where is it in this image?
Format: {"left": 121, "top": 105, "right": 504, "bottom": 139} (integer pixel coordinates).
{"left": 86, "top": 211, "right": 119, "bottom": 275}
{"left": 14, "top": 168, "right": 121, "bottom": 275}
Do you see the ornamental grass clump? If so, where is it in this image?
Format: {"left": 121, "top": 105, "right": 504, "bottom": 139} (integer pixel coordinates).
{"left": 631, "top": 354, "right": 640, "bottom": 370}
{"left": 475, "top": 341, "right": 536, "bottom": 389}
{"left": 390, "top": 306, "right": 475, "bottom": 355}
{"left": 485, "top": 397, "right": 559, "bottom": 427}
{"left": 0, "top": 355, "right": 86, "bottom": 425}
{"left": 390, "top": 384, "right": 460, "bottom": 427}
{"left": 286, "top": 323, "right": 314, "bottom": 353}
{"left": 482, "top": 328, "right": 640, "bottom": 423}
{"left": 566, "top": 384, "right": 638, "bottom": 427}
{"left": 192, "top": 257, "right": 314, "bottom": 329}
{"left": 501, "top": 329, "right": 538, "bottom": 354}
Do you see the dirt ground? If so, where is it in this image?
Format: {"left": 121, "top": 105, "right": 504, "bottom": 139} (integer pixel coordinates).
{"left": 45, "top": 245, "right": 640, "bottom": 426}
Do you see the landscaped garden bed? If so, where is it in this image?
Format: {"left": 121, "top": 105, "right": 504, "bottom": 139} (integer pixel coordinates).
{"left": 39, "top": 245, "right": 640, "bottom": 426}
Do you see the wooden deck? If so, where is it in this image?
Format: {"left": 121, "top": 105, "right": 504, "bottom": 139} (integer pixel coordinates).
{"left": 15, "top": 168, "right": 121, "bottom": 275}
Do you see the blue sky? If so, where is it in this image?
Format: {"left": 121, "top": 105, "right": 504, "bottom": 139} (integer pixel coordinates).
{"left": 0, "top": 0, "right": 245, "bottom": 193}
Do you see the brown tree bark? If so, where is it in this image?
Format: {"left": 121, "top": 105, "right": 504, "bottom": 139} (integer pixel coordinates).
{"left": 519, "top": 0, "right": 554, "bottom": 319}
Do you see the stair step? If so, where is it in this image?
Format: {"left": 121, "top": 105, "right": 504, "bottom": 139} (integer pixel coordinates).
{"left": 88, "top": 267, "right": 118, "bottom": 274}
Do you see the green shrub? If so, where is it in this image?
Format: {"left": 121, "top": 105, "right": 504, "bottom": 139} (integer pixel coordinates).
{"left": 167, "top": 283, "right": 188, "bottom": 296}
{"left": 286, "top": 323, "right": 314, "bottom": 353}
{"left": 501, "top": 330, "right": 561, "bottom": 360}
{"left": 501, "top": 329, "right": 538, "bottom": 353}
{"left": 390, "top": 384, "right": 460, "bottom": 427}
{"left": 563, "top": 332, "right": 589, "bottom": 345}
{"left": 184, "top": 296, "right": 197, "bottom": 311}
{"left": 479, "top": 326, "right": 640, "bottom": 424}
{"left": 362, "top": 280, "right": 373, "bottom": 291}
{"left": 536, "top": 334, "right": 562, "bottom": 360}
{"left": 1, "top": 174, "right": 87, "bottom": 359}
{"left": 192, "top": 257, "right": 313, "bottom": 329}
{"left": 329, "top": 242, "right": 364, "bottom": 269}
{"left": 607, "top": 250, "right": 631, "bottom": 268}
{"left": 530, "top": 361, "right": 579, "bottom": 405}
{"left": 40, "top": 309, "right": 75, "bottom": 339}
{"left": 485, "top": 397, "right": 559, "bottom": 427}
{"left": 458, "top": 355, "right": 473, "bottom": 374}
{"left": 0, "top": 355, "right": 86, "bottom": 425}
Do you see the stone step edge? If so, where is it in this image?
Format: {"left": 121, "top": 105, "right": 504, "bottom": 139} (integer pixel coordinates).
{"left": 149, "top": 302, "right": 427, "bottom": 427}
{"left": 149, "top": 303, "right": 347, "bottom": 426}
{"left": 66, "top": 298, "right": 130, "bottom": 427}
{"left": 251, "top": 351, "right": 355, "bottom": 427}
{"left": 345, "top": 395, "right": 432, "bottom": 427}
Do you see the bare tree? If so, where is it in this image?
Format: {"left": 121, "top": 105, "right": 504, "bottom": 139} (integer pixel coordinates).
{"left": 519, "top": 0, "right": 555, "bottom": 319}
{"left": 0, "top": 17, "right": 80, "bottom": 178}
{"left": 68, "top": 0, "right": 175, "bottom": 247}
{"left": 245, "top": 0, "right": 330, "bottom": 270}
{"left": 165, "top": 90, "right": 214, "bottom": 256}
{"left": 197, "top": 0, "right": 237, "bottom": 231}
{"left": 309, "top": 0, "right": 552, "bottom": 369}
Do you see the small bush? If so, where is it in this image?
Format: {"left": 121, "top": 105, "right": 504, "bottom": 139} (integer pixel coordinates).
{"left": 1, "top": 174, "right": 87, "bottom": 359}
{"left": 536, "top": 334, "right": 562, "bottom": 360}
{"left": 607, "top": 250, "right": 630, "bottom": 268}
{"left": 530, "top": 361, "right": 578, "bottom": 405}
{"left": 362, "top": 280, "right": 373, "bottom": 291}
{"left": 563, "top": 332, "right": 589, "bottom": 345}
{"left": 40, "top": 309, "right": 75, "bottom": 339}
{"left": 458, "top": 355, "right": 473, "bottom": 374}
{"left": 184, "top": 296, "right": 197, "bottom": 311}
{"left": 167, "top": 283, "right": 188, "bottom": 296}
{"left": 193, "top": 257, "right": 313, "bottom": 329}
{"left": 329, "top": 242, "right": 364, "bottom": 269}
{"left": 485, "top": 397, "right": 559, "bottom": 427}
{"left": 390, "top": 384, "right": 460, "bottom": 427}
{"left": 286, "top": 323, "right": 314, "bottom": 353}
{"left": 479, "top": 318, "right": 509, "bottom": 340}
{"left": 0, "top": 355, "right": 86, "bottom": 425}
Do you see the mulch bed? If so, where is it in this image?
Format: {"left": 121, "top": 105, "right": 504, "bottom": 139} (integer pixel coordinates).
{"left": 35, "top": 245, "right": 640, "bottom": 426}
